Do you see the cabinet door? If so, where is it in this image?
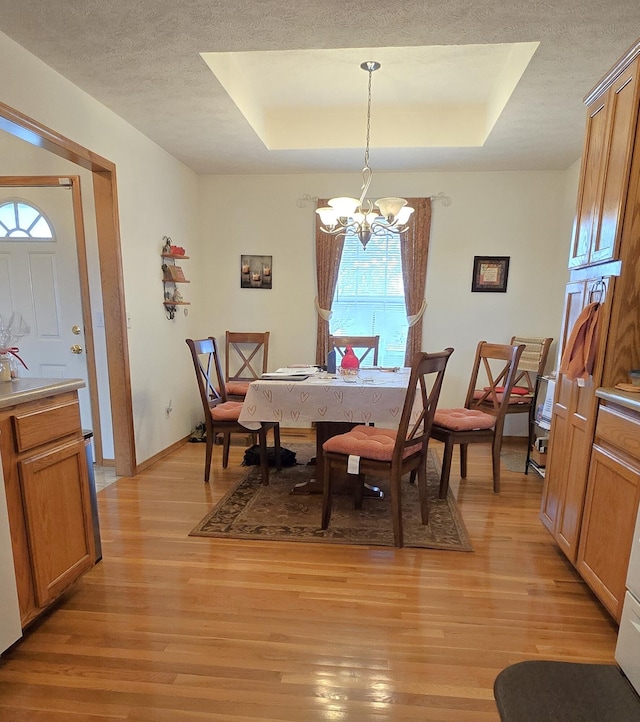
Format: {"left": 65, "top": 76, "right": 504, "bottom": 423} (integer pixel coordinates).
{"left": 541, "top": 281, "right": 587, "bottom": 537}
{"left": 569, "top": 99, "right": 609, "bottom": 268}
{"left": 577, "top": 445, "right": 640, "bottom": 621}
{"left": 18, "top": 438, "right": 94, "bottom": 609}
{"left": 591, "top": 64, "right": 640, "bottom": 264}
{"left": 569, "top": 60, "right": 640, "bottom": 269}
{"left": 540, "top": 279, "right": 605, "bottom": 561}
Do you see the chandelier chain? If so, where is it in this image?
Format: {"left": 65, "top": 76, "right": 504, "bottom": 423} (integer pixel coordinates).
{"left": 364, "top": 65, "right": 373, "bottom": 171}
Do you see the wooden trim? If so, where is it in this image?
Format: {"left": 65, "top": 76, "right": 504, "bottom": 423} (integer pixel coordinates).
{"left": 585, "top": 38, "right": 640, "bottom": 105}
{"left": 0, "top": 102, "right": 115, "bottom": 173}
{"left": 0, "top": 102, "right": 136, "bottom": 476}
{"left": 91, "top": 169, "right": 135, "bottom": 476}
{"left": 569, "top": 259, "right": 622, "bottom": 283}
{"left": 68, "top": 177, "right": 103, "bottom": 463}
{"left": 135, "top": 436, "right": 190, "bottom": 474}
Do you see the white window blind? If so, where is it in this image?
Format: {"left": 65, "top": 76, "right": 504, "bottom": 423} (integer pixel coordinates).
{"left": 330, "top": 228, "right": 408, "bottom": 367}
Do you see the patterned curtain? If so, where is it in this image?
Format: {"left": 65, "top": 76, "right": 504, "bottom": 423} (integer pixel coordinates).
{"left": 314, "top": 199, "right": 345, "bottom": 364}
{"left": 401, "top": 197, "right": 432, "bottom": 365}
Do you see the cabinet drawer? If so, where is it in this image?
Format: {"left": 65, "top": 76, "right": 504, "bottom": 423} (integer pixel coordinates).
{"left": 595, "top": 405, "right": 640, "bottom": 461}
{"left": 12, "top": 399, "right": 82, "bottom": 452}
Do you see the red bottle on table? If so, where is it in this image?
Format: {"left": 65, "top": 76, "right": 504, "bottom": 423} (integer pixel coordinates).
{"left": 340, "top": 346, "right": 360, "bottom": 376}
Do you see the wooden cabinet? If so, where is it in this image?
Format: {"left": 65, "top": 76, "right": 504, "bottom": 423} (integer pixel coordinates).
{"left": 541, "top": 279, "right": 601, "bottom": 559}
{"left": 542, "top": 38, "right": 640, "bottom": 619}
{"left": 577, "top": 399, "right": 640, "bottom": 622}
{"left": 1, "top": 388, "right": 95, "bottom": 627}
{"left": 569, "top": 56, "right": 640, "bottom": 268}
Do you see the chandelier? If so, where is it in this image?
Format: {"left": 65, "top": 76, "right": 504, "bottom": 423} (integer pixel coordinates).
{"left": 316, "top": 61, "right": 414, "bottom": 249}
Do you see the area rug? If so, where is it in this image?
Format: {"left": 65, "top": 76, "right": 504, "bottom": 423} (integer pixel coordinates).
{"left": 501, "top": 442, "right": 529, "bottom": 473}
{"left": 189, "top": 444, "right": 473, "bottom": 551}
{"left": 501, "top": 449, "right": 528, "bottom": 473}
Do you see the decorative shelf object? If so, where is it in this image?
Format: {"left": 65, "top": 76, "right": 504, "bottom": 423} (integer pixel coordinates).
{"left": 161, "top": 237, "right": 190, "bottom": 320}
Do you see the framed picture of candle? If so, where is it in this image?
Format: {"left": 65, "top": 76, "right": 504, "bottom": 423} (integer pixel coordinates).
{"left": 240, "top": 254, "right": 272, "bottom": 289}
{"left": 471, "top": 255, "right": 510, "bottom": 293}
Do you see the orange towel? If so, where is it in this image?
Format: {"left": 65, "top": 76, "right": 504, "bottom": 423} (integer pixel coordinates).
{"left": 559, "top": 302, "right": 601, "bottom": 381}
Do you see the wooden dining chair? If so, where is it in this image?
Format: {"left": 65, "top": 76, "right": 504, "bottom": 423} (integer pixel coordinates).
{"left": 224, "top": 331, "right": 270, "bottom": 401}
{"left": 186, "top": 336, "right": 280, "bottom": 484}
{"left": 329, "top": 335, "right": 380, "bottom": 367}
{"left": 483, "top": 336, "right": 552, "bottom": 420}
{"left": 430, "top": 341, "right": 525, "bottom": 497}
{"left": 321, "top": 347, "right": 454, "bottom": 547}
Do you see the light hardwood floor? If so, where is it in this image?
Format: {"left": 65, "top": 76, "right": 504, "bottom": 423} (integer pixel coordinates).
{"left": 0, "top": 431, "right": 619, "bottom": 721}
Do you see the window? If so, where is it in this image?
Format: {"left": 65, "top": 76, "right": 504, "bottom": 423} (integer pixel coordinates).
{"left": 330, "top": 229, "right": 408, "bottom": 367}
{"left": 0, "top": 200, "right": 54, "bottom": 240}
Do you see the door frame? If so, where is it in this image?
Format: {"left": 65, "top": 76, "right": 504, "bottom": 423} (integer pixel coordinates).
{"left": 0, "top": 176, "right": 104, "bottom": 463}
{"left": 0, "top": 102, "right": 136, "bottom": 477}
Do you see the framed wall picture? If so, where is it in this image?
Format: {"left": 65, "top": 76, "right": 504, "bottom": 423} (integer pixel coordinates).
{"left": 240, "top": 254, "right": 272, "bottom": 289}
{"left": 471, "top": 256, "right": 510, "bottom": 293}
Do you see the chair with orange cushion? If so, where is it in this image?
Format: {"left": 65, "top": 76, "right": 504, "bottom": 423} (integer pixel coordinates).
{"left": 474, "top": 336, "right": 552, "bottom": 421}
{"left": 224, "top": 331, "right": 270, "bottom": 401}
{"left": 430, "top": 341, "right": 525, "bottom": 498}
{"left": 186, "top": 336, "right": 280, "bottom": 484}
{"left": 321, "top": 347, "right": 454, "bottom": 547}
{"left": 329, "top": 335, "right": 380, "bottom": 367}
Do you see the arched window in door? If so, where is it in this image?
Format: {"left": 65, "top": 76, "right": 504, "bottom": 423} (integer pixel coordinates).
{"left": 0, "top": 200, "right": 55, "bottom": 240}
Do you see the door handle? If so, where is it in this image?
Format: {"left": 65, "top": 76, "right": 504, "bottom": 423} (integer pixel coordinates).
{"left": 70, "top": 344, "right": 83, "bottom": 354}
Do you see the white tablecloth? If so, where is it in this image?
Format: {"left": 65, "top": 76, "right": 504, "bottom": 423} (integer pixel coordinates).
{"left": 238, "top": 368, "right": 411, "bottom": 430}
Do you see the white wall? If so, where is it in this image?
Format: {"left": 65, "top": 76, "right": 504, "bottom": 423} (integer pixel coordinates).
{"left": 198, "top": 168, "right": 576, "bottom": 434}
{"left": 0, "top": 30, "right": 203, "bottom": 464}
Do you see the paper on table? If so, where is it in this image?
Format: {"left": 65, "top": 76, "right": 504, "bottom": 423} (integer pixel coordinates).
{"left": 273, "top": 367, "right": 317, "bottom": 375}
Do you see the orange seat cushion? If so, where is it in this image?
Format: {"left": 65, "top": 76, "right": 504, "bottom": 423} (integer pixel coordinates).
{"left": 322, "top": 425, "right": 420, "bottom": 462}
{"left": 473, "top": 389, "right": 533, "bottom": 405}
{"left": 210, "top": 401, "right": 243, "bottom": 421}
{"left": 227, "top": 381, "right": 250, "bottom": 396}
{"left": 433, "top": 408, "right": 496, "bottom": 431}
{"left": 490, "top": 386, "right": 531, "bottom": 395}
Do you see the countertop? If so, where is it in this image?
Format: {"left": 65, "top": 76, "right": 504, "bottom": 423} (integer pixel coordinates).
{"left": 596, "top": 387, "right": 640, "bottom": 414}
{"left": 0, "top": 378, "right": 85, "bottom": 410}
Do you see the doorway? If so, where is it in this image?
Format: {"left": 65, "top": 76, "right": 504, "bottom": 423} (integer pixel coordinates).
{"left": 0, "top": 178, "right": 104, "bottom": 459}
{"left": 0, "top": 103, "right": 136, "bottom": 477}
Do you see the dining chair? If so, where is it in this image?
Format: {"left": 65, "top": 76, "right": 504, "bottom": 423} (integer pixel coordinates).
{"left": 224, "top": 331, "right": 270, "bottom": 401}
{"left": 481, "top": 336, "right": 552, "bottom": 419}
{"left": 430, "top": 341, "right": 525, "bottom": 497}
{"left": 186, "top": 336, "right": 280, "bottom": 484}
{"left": 321, "top": 347, "right": 454, "bottom": 547}
{"left": 329, "top": 335, "right": 380, "bottom": 367}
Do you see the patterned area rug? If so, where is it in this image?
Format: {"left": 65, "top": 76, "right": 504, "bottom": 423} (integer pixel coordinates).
{"left": 190, "top": 444, "right": 473, "bottom": 551}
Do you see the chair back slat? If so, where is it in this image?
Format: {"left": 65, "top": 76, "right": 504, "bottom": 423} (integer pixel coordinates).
{"left": 329, "top": 335, "right": 380, "bottom": 367}
{"left": 225, "top": 331, "right": 270, "bottom": 383}
{"left": 509, "top": 336, "right": 553, "bottom": 391}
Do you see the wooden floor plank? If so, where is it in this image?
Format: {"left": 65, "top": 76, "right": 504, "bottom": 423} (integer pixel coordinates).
{"left": 0, "top": 433, "right": 619, "bottom": 720}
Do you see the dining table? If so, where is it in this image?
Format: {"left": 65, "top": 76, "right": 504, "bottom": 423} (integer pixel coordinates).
{"left": 237, "top": 366, "right": 412, "bottom": 493}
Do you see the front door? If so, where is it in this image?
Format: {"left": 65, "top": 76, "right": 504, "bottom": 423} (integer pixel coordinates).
{"left": 0, "top": 184, "right": 92, "bottom": 428}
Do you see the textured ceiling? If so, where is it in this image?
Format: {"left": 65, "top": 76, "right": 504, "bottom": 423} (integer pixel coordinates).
{"left": 1, "top": 1, "right": 639, "bottom": 175}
